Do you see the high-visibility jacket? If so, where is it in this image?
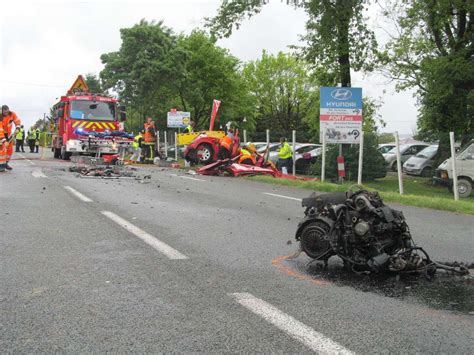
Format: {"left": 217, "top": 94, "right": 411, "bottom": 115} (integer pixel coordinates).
{"left": 278, "top": 142, "right": 293, "bottom": 159}
{"left": 132, "top": 134, "right": 143, "bottom": 149}
{"left": 220, "top": 135, "right": 233, "bottom": 151}
{"left": 16, "top": 128, "right": 24, "bottom": 140}
{"left": 238, "top": 148, "right": 256, "bottom": 165}
{"left": 144, "top": 122, "right": 156, "bottom": 143}
{"left": 28, "top": 129, "right": 36, "bottom": 140}
{"left": 2, "top": 111, "right": 21, "bottom": 138}
{"left": 183, "top": 125, "right": 193, "bottom": 133}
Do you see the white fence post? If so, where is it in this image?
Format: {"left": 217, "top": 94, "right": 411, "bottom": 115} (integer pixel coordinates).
{"left": 395, "top": 132, "right": 404, "bottom": 195}
{"left": 157, "top": 131, "right": 160, "bottom": 156}
{"left": 292, "top": 130, "right": 296, "bottom": 176}
{"left": 357, "top": 130, "right": 364, "bottom": 185}
{"left": 321, "top": 128, "right": 326, "bottom": 182}
{"left": 266, "top": 129, "right": 270, "bottom": 145}
{"left": 450, "top": 132, "right": 459, "bottom": 201}
{"left": 174, "top": 131, "right": 178, "bottom": 161}
{"left": 164, "top": 131, "right": 168, "bottom": 158}
{"left": 243, "top": 129, "right": 247, "bottom": 144}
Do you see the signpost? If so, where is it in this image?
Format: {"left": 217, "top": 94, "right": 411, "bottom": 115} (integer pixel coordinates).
{"left": 320, "top": 87, "right": 363, "bottom": 183}
{"left": 167, "top": 111, "right": 191, "bottom": 128}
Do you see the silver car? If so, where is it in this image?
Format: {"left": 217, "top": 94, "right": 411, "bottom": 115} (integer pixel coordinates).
{"left": 383, "top": 143, "right": 429, "bottom": 171}
{"left": 403, "top": 144, "right": 438, "bottom": 177}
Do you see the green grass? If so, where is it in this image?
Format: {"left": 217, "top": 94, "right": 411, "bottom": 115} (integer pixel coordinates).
{"left": 248, "top": 175, "right": 474, "bottom": 215}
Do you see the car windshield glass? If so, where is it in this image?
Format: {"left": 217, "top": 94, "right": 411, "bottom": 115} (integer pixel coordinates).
{"left": 415, "top": 145, "right": 438, "bottom": 159}
{"left": 70, "top": 101, "right": 115, "bottom": 121}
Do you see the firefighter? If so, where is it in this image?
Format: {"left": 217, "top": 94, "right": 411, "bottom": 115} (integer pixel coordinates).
{"left": 183, "top": 121, "right": 195, "bottom": 134}
{"left": 277, "top": 137, "right": 293, "bottom": 174}
{"left": 15, "top": 125, "right": 25, "bottom": 152}
{"left": 27, "top": 128, "right": 36, "bottom": 153}
{"left": 130, "top": 131, "right": 144, "bottom": 163}
{"left": 34, "top": 128, "right": 40, "bottom": 153}
{"left": 238, "top": 143, "right": 257, "bottom": 165}
{"left": 1, "top": 105, "right": 22, "bottom": 171}
{"left": 142, "top": 117, "right": 156, "bottom": 164}
{"left": 218, "top": 128, "right": 234, "bottom": 160}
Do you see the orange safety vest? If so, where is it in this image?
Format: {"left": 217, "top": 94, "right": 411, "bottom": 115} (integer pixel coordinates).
{"left": 2, "top": 111, "right": 21, "bottom": 137}
{"left": 143, "top": 122, "right": 156, "bottom": 143}
{"left": 238, "top": 148, "right": 256, "bottom": 165}
{"left": 220, "top": 135, "right": 233, "bottom": 151}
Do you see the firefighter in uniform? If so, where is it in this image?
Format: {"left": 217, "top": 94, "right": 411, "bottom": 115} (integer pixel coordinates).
{"left": 238, "top": 143, "right": 257, "bottom": 165}
{"left": 27, "top": 128, "right": 36, "bottom": 153}
{"left": 1, "top": 105, "right": 22, "bottom": 171}
{"left": 143, "top": 117, "right": 156, "bottom": 163}
{"left": 218, "top": 128, "right": 235, "bottom": 160}
{"left": 15, "top": 125, "right": 25, "bottom": 152}
{"left": 130, "top": 131, "right": 144, "bottom": 163}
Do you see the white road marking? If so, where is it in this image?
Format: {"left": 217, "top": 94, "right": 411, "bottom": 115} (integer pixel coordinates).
{"left": 231, "top": 293, "right": 353, "bottom": 354}
{"left": 101, "top": 211, "right": 188, "bottom": 260}
{"left": 32, "top": 169, "right": 47, "bottom": 178}
{"left": 262, "top": 192, "right": 302, "bottom": 202}
{"left": 19, "top": 153, "right": 35, "bottom": 165}
{"left": 63, "top": 186, "right": 93, "bottom": 202}
{"left": 170, "top": 173, "right": 206, "bottom": 182}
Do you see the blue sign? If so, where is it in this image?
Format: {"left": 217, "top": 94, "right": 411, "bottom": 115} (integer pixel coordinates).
{"left": 320, "top": 87, "right": 362, "bottom": 110}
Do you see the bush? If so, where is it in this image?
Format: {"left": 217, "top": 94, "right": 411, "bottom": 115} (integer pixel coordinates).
{"left": 310, "top": 133, "right": 387, "bottom": 181}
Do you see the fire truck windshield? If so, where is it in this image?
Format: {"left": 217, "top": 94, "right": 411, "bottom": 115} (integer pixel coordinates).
{"left": 70, "top": 101, "right": 116, "bottom": 121}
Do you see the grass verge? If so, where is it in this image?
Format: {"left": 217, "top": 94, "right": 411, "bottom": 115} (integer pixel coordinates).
{"left": 248, "top": 175, "right": 474, "bottom": 215}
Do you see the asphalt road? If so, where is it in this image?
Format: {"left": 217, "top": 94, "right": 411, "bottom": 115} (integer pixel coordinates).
{"left": 1, "top": 151, "right": 473, "bottom": 353}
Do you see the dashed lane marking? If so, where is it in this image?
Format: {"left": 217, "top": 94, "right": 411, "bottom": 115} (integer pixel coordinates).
{"left": 230, "top": 293, "right": 353, "bottom": 354}
{"left": 32, "top": 169, "right": 47, "bottom": 178}
{"left": 63, "top": 186, "right": 93, "bottom": 202}
{"left": 262, "top": 192, "right": 302, "bottom": 202}
{"left": 101, "top": 211, "right": 189, "bottom": 260}
{"left": 19, "top": 153, "right": 35, "bottom": 165}
{"left": 170, "top": 173, "right": 206, "bottom": 182}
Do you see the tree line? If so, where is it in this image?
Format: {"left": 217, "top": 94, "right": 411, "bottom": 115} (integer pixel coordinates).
{"left": 85, "top": 0, "right": 471, "bottom": 156}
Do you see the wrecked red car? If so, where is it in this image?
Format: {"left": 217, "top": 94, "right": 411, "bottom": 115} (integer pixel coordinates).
{"left": 184, "top": 130, "right": 241, "bottom": 165}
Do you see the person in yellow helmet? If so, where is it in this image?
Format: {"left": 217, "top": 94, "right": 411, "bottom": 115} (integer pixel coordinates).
{"left": 238, "top": 143, "right": 257, "bottom": 165}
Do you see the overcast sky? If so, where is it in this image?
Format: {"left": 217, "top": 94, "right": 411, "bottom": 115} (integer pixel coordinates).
{"left": 0, "top": 0, "right": 418, "bottom": 135}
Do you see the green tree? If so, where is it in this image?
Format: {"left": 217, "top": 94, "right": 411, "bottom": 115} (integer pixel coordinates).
{"left": 84, "top": 73, "right": 103, "bottom": 93}
{"left": 173, "top": 30, "right": 255, "bottom": 130}
{"left": 242, "top": 51, "right": 318, "bottom": 139}
{"left": 207, "top": 0, "right": 378, "bottom": 87}
{"left": 381, "top": 0, "right": 473, "bottom": 157}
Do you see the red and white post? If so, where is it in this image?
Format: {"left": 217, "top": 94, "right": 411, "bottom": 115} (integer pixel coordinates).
{"left": 337, "top": 155, "right": 345, "bottom": 180}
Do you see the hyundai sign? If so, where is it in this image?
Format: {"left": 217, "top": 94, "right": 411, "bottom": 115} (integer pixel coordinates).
{"left": 320, "top": 87, "right": 363, "bottom": 144}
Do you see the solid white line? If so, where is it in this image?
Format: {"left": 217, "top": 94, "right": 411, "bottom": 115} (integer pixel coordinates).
{"left": 170, "top": 173, "right": 206, "bottom": 182}
{"left": 63, "top": 186, "right": 93, "bottom": 202}
{"left": 262, "top": 192, "right": 302, "bottom": 202}
{"left": 19, "top": 153, "right": 35, "bottom": 165}
{"left": 101, "top": 211, "right": 188, "bottom": 260}
{"left": 32, "top": 169, "right": 47, "bottom": 178}
{"left": 231, "top": 293, "right": 353, "bottom": 354}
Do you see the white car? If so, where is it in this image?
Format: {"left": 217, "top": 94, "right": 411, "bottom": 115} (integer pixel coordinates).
{"left": 383, "top": 143, "right": 429, "bottom": 171}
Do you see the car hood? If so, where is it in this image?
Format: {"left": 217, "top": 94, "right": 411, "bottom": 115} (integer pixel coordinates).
{"left": 405, "top": 156, "right": 430, "bottom": 166}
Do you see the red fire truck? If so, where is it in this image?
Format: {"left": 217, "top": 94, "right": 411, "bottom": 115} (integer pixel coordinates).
{"left": 51, "top": 75, "right": 132, "bottom": 160}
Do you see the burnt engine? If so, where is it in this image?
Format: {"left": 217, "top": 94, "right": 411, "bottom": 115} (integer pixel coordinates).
{"left": 295, "top": 189, "right": 427, "bottom": 273}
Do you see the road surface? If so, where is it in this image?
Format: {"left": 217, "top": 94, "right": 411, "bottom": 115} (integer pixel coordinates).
{"left": 1, "top": 151, "right": 473, "bottom": 353}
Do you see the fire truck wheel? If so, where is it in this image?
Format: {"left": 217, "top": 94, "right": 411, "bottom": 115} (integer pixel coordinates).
{"left": 61, "top": 146, "right": 71, "bottom": 160}
{"left": 53, "top": 148, "right": 61, "bottom": 159}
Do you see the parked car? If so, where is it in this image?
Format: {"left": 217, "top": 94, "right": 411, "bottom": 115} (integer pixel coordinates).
{"left": 434, "top": 140, "right": 474, "bottom": 198}
{"left": 403, "top": 144, "right": 438, "bottom": 177}
{"left": 294, "top": 144, "right": 322, "bottom": 174}
{"left": 383, "top": 143, "right": 429, "bottom": 171}
{"left": 378, "top": 143, "right": 396, "bottom": 154}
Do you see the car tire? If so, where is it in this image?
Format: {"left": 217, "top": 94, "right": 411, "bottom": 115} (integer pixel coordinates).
{"left": 457, "top": 179, "right": 472, "bottom": 198}
{"left": 420, "top": 167, "right": 432, "bottom": 178}
{"left": 197, "top": 143, "right": 213, "bottom": 165}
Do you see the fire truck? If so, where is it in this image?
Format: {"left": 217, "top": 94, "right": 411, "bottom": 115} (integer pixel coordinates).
{"left": 51, "top": 75, "right": 132, "bottom": 160}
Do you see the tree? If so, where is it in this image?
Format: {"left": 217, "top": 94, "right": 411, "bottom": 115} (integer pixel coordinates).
{"left": 84, "top": 73, "right": 103, "bottom": 93}
{"left": 242, "top": 51, "right": 317, "bottom": 139}
{"left": 173, "top": 30, "right": 255, "bottom": 130}
{"left": 207, "top": 0, "right": 378, "bottom": 87}
{"left": 380, "top": 0, "right": 473, "bottom": 158}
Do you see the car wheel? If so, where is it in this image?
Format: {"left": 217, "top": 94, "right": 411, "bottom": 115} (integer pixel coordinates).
{"left": 197, "top": 143, "right": 213, "bottom": 165}
{"left": 457, "top": 179, "right": 472, "bottom": 198}
{"left": 420, "top": 167, "right": 432, "bottom": 178}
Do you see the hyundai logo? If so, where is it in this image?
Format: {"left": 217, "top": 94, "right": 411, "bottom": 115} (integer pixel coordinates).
{"left": 331, "top": 88, "right": 352, "bottom": 100}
